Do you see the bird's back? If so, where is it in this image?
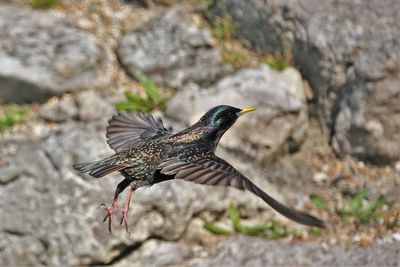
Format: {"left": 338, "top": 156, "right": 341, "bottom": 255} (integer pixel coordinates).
{"left": 115, "top": 135, "right": 171, "bottom": 183}
{"left": 164, "top": 123, "right": 216, "bottom": 160}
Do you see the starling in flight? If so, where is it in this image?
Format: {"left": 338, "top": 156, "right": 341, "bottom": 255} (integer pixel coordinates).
{"left": 73, "top": 105, "right": 324, "bottom": 233}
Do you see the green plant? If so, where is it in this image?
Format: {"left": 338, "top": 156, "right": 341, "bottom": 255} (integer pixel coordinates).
{"left": 211, "top": 16, "right": 235, "bottom": 40}
{"left": 115, "top": 75, "right": 168, "bottom": 113}
{"left": 0, "top": 105, "right": 30, "bottom": 132}
{"left": 310, "top": 194, "right": 328, "bottom": 209}
{"left": 31, "top": 0, "right": 58, "bottom": 9}
{"left": 265, "top": 55, "right": 290, "bottom": 72}
{"left": 308, "top": 228, "right": 323, "bottom": 237}
{"left": 221, "top": 44, "right": 248, "bottom": 67}
{"left": 204, "top": 204, "right": 293, "bottom": 239}
{"left": 336, "top": 191, "right": 386, "bottom": 224}
{"left": 204, "top": 222, "right": 232, "bottom": 236}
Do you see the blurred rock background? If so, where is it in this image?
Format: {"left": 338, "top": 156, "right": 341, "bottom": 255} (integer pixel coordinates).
{"left": 0, "top": 0, "right": 399, "bottom": 266}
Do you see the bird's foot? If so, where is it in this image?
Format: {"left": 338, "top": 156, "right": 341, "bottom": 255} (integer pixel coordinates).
{"left": 101, "top": 201, "right": 119, "bottom": 234}
{"left": 120, "top": 208, "right": 131, "bottom": 235}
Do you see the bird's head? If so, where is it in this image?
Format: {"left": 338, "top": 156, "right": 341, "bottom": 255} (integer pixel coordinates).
{"left": 199, "top": 105, "right": 256, "bottom": 140}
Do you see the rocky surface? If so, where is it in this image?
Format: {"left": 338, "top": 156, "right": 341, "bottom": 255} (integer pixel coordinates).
{"left": 190, "top": 235, "right": 400, "bottom": 267}
{"left": 0, "top": 0, "right": 399, "bottom": 266}
{"left": 0, "top": 3, "right": 105, "bottom": 104}
{"left": 0, "top": 121, "right": 135, "bottom": 266}
{"left": 166, "top": 64, "right": 308, "bottom": 164}
{"left": 39, "top": 94, "right": 79, "bottom": 122}
{"left": 211, "top": 0, "right": 400, "bottom": 164}
{"left": 118, "top": 5, "right": 231, "bottom": 89}
{"left": 114, "top": 239, "right": 196, "bottom": 267}
{"left": 39, "top": 91, "right": 113, "bottom": 122}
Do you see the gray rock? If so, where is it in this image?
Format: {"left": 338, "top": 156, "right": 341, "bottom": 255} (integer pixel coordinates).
{"left": 331, "top": 75, "right": 400, "bottom": 164}
{"left": 166, "top": 65, "right": 309, "bottom": 164}
{"left": 0, "top": 3, "right": 104, "bottom": 104}
{"left": 76, "top": 90, "right": 113, "bottom": 122}
{"left": 211, "top": 0, "right": 400, "bottom": 164}
{"left": 39, "top": 95, "right": 79, "bottom": 122}
{"left": 118, "top": 5, "right": 231, "bottom": 89}
{"left": 39, "top": 91, "right": 113, "bottom": 122}
{"left": 0, "top": 124, "right": 117, "bottom": 266}
{"left": 190, "top": 235, "right": 400, "bottom": 267}
{"left": 114, "top": 240, "right": 193, "bottom": 267}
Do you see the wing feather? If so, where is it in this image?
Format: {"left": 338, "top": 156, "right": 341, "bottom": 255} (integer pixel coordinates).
{"left": 158, "top": 156, "right": 325, "bottom": 228}
{"left": 175, "top": 166, "right": 204, "bottom": 180}
{"left": 106, "top": 112, "right": 170, "bottom": 152}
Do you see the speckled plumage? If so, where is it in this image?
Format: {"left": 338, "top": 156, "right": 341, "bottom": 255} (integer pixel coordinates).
{"left": 73, "top": 105, "right": 324, "bottom": 233}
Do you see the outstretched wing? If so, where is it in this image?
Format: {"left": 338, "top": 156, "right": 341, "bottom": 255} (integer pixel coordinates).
{"left": 106, "top": 112, "right": 171, "bottom": 152}
{"left": 158, "top": 156, "right": 325, "bottom": 228}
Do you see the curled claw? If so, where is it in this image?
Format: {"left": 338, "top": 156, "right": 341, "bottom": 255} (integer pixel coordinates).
{"left": 101, "top": 202, "right": 118, "bottom": 234}
{"left": 95, "top": 185, "right": 135, "bottom": 234}
{"left": 120, "top": 208, "right": 130, "bottom": 235}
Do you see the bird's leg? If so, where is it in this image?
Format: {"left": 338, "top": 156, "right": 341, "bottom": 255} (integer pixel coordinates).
{"left": 101, "top": 189, "right": 120, "bottom": 234}
{"left": 120, "top": 186, "right": 135, "bottom": 234}
{"left": 102, "top": 178, "right": 130, "bottom": 234}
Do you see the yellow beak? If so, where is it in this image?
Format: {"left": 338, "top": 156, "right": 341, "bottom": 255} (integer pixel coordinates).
{"left": 238, "top": 107, "right": 256, "bottom": 116}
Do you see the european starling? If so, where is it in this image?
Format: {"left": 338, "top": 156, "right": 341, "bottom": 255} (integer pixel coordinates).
{"left": 73, "top": 105, "right": 324, "bottom": 233}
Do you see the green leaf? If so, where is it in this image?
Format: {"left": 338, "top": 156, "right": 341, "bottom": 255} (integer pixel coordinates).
{"left": 262, "top": 220, "right": 290, "bottom": 239}
{"left": 204, "top": 222, "right": 232, "bottom": 236}
{"left": 364, "top": 195, "right": 385, "bottom": 215}
{"left": 0, "top": 105, "right": 30, "bottom": 132}
{"left": 310, "top": 194, "right": 327, "bottom": 209}
{"left": 115, "top": 76, "right": 168, "bottom": 112}
{"left": 116, "top": 92, "right": 152, "bottom": 112}
{"left": 359, "top": 195, "right": 385, "bottom": 223}
{"left": 270, "top": 220, "right": 286, "bottom": 232}
{"left": 347, "top": 191, "right": 366, "bottom": 213}
{"left": 31, "top": 0, "right": 58, "bottom": 9}
{"left": 265, "top": 57, "right": 289, "bottom": 72}
{"left": 336, "top": 191, "right": 388, "bottom": 224}
{"left": 242, "top": 224, "right": 270, "bottom": 235}
{"left": 115, "top": 101, "right": 136, "bottom": 111}
{"left": 228, "top": 204, "right": 243, "bottom": 232}
{"left": 339, "top": 212, "right": 352, "bottom": 221}
{"left": 125, "top": 92, "right": 141, "bottom": 102}
{"left": 211, "top": 16, "right": 235, "bottom": 40}
{"left": 126, "top": 92, "right": 152, "bottom": 111}
{"left": 264, "top": 228, "right": 290, "bottom": 239}
{"left": 308, "top": 228, "right": 323, "bottom": 237}
{"left": 139, "top": 75, "right": 162, "bottom": 103}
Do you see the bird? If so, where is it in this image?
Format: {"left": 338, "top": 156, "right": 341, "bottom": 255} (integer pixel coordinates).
{"left": 73, "top": 105, "right": 325, "bottom": 233}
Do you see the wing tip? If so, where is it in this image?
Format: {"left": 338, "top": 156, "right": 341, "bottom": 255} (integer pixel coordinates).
{"left": 72, "top": 162, "right": 92, "bottom": 173}
{"left": 301, "top": 213, "right": 326, "bottom": 228}
{"left": 241, "top": 177, "right": 326, "bottom": 228}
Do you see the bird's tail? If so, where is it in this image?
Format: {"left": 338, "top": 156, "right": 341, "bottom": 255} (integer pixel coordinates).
{"left": 72, "top": 158, "right": 123, "bottom": 178}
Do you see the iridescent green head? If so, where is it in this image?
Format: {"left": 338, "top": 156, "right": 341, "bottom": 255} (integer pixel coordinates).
{"left": 199, "top": 105, "right": 256, "bottom": 135}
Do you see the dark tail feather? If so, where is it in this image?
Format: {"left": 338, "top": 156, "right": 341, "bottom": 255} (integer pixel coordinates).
{"left": 73, "top": 160, "right": 123, "bottom": 178}
{"left": 241, "top": 178, "right": 325, "bottom": 228}
{"left": 73, "top": 162, "right": 96, "bottom": 173}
